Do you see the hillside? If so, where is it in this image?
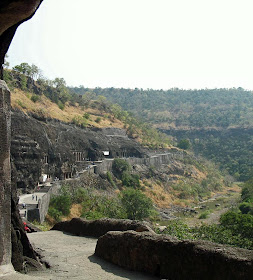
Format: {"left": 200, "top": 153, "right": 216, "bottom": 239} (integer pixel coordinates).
{"left": 71, "top": 87, "right": 253, "bottom": 129}
{"left": 6, "top": 64, "right": 251, "bottom": 252}
{"left": 5, "top": 68, "right": 171, "bottom": 150}
{"left": 71, "top": 87, "right": 253, "bottom": 181}
{"left": 4, "top": 66, "right": 231, "bottom": 209}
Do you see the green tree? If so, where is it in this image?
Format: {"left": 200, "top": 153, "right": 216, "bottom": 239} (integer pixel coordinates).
{"left": 53, "top": 77, "right": 70, "bottom": 104}
{"left": 241, "top": 179, "right": 253, "bottom": 202}
{"left": 49, "top": 193, "right": 71, "bottom": 216}
{"left": 121, "top": 172, "right": 140, "bottom": 188}
{"left": 30, "top": 64, "right": 42, "bottom": 80}
{"left": 13, "top": 62, "right": 32, "bottom": 76}
{"left": 112, "top": 158, "right": 130, "bottom": 179}
{"left": 120, "top": 188, "right": 153, "bottom": 220}
{"left": 239, "top": 202, "right": 253, "bottom": 214}
{"left": 220, "top": 211, "right": 253, "bottom": 239}
{"left": 177, "top": 139, "right": 191, "bottom": 150}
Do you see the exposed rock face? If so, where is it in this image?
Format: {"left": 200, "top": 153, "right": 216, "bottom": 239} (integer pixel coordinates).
{"left": 11, "top": 109, "right": 146, "bottom": 192}
{"left": 95, "top": 230, "right": 253, "bottom": 280}
{"left": 0, "top": 0, "right": 43, "bottom": 273}
{"left": 51, "top": 218, "right": 154, "bottom": 237}
{"left": 0, "top": 1, "right": 43, "bottom": 78}
{"left": 0, "top": 81, "right": 12, "bottom": 274}
{"left": 0, "top": 83, "right": 39, "bottom": 274}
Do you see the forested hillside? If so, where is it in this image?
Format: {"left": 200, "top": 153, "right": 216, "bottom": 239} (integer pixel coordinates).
{"left": 69, "top": 86, "right": 253, "bottom": 181}
{"left": 70, "top": 87, "right": 253, "bottom": 129}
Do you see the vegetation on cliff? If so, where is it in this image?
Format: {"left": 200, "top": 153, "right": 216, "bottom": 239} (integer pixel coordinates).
{"left": 4, "top": 64, "right": 171, "bottom": 149}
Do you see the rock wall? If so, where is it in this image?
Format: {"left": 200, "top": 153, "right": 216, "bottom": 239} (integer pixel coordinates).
{"left": 95, "top": 230, "right": 253, "bottom": 280}
{"left": 51, "top": 218, "right": 154, "bottom": 237}
{"left": 27, "top": 182, "right": 60, "bottom": 223}
{"left": 0, "top": 82, "right": 38, "bottom": 274}
{"left": 11, "top": 110, "right": 147, "bottom": 192}
{"left": 95, "top": 152, "right": 184, "bottom": 174}
{"left": 0, "top": 81, "right": 12, "bottom": 274}
{"left": 0, "top": 0, "right": 43, "bottom": 273}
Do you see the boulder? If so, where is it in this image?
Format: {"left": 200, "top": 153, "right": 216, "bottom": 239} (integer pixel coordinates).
{"left": 51, "top": 218, "right": 154, "bottom": 237}
{"left": 95, "top": 230, "right": 253, "bottom": 280}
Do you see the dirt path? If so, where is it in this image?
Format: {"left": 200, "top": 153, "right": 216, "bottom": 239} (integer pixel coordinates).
{"left": 2, "top": 231, "right": 158, "bottom": 280}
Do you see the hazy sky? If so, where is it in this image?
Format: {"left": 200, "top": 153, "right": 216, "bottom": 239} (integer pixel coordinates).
{"left": 7, "top": 0, "right": 253, "bottom": 90}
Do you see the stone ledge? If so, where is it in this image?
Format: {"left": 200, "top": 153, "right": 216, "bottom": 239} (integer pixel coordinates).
{"left": 51, "top": 218, "right": 154, "bottom": 237}
{"left": 0, "top": 264, "right": 14, "bottom": 276}
{"left": 95, "top": 230, "right": 253, "bottom": 280}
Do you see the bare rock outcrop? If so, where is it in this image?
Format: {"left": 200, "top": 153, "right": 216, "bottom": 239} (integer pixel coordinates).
{"left": 95, "top": 230, "right": 253, "bottom": 280}
{"left": 51, "top": 218, "right": 154, "bottom": 237}
{"left": 0, "top": 0, "right": 43, "bottom": 273}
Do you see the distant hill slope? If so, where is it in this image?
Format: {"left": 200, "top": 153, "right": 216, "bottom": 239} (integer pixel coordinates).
{"left": 69, "top": 87, "right": 253, "bottom": 181}
{"left": 71, "top": 87, "right": 253, "bottom": 129}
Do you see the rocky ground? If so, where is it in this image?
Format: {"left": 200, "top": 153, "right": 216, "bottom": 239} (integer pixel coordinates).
{"left": 2, "top": 231, "right": 159, "bottom": 280}
{"left": 157, "top": 186, "right": 241, "bottom": 227}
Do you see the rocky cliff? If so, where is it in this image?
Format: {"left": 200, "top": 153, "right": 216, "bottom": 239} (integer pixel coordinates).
{"left": 11, "top": 109, "right": 147, "bottom": 193}
{"left": 0, "top": 0, "right": 44, "bottom": 274}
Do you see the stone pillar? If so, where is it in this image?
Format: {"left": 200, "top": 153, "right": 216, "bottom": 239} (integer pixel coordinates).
{"left": 0, "top": 80, "right": 13, "bottom": 275}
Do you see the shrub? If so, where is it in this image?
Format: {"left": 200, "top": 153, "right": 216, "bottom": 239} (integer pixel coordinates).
{"left": 72, "top": 188, "right": 90, "bottom": 204}
{"left": 121, "top": 171, "right": 140, "bottom": 189}
{"left": 81, "top": 193, "right": 125, "bottom": 220}
{"left": 48, "top": 207, "right": 62, "bottom": 222}
{"left": 72, "top": 115, "right": 88, "bottom": 128}
{"left": 95, "top": 117, "right": 102, "bottom": 123}
{"left": 220, "top": 211, "right": 253, "bottom": 240}
{"left": 199, "top": 211, "right": 209, "bottom": 219}
{"left": 83, "top": 112, "right": 90, "bottom": 119}
{"left": 58, "top": 101, "right": 65, "bottom": 110}
{"left": 162, "top": 220, "right": 193, "bottom": 239}
{"left": 177, "top": 139, "right": 190, "bottom": 150}
{"left": 120, "top": 188, "right": 153, "bottom": 220}
{"left": 106, "top": 171, "right": 116, "bottom": 188}
{"left": 241, "top": 179, "right": 253, "bottom": 202}
{"left": 49, "top": 193, "right": 71, "bottom": 216}
{"left": 31, "top": 94, "right": 39, "bottom": 102}
{"left": 112, "top": 158, "right": 130, "bottom": 179}
{"left": 239, "top": 202, "right": 253, "bottom": 214}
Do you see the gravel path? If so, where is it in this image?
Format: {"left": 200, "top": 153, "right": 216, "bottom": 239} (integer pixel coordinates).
{"left": 2, "top": 231, "right": 159, "bottom": 280}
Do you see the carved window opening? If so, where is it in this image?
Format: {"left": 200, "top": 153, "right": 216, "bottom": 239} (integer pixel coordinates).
{"left": 44, "top": 155, "right": 48, "bottom": 164}
{"left": 73, "top": 151, "right": 83, "bottom": 162}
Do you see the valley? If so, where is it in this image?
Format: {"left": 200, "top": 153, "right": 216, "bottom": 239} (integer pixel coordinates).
{"left": 1, "top": 2, "right": 253, "bottom": 278}
{"left": 2, "top": 64, "right": 253, "bottom": 276}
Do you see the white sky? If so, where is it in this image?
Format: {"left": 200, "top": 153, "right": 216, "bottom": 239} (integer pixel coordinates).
{"left": 7, "top": 0, "right": 253, "bottom": 90}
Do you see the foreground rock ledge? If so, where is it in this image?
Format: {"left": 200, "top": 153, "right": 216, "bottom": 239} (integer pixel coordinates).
{"left": 51, "top": 218, "right": 154, "bottom": 237}
{"left": 95, "top": 230, "right": 253, "bottom": 280}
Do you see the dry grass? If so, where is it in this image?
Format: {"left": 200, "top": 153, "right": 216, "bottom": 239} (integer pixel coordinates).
{"left": 61, "top": 204, "right": 82, "bottom": 221}
{"left": 143, "top": 181, "right": 174, "bottom": 208}
{"left": 11, "top": 88, "right": 125, "bottom": 129}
